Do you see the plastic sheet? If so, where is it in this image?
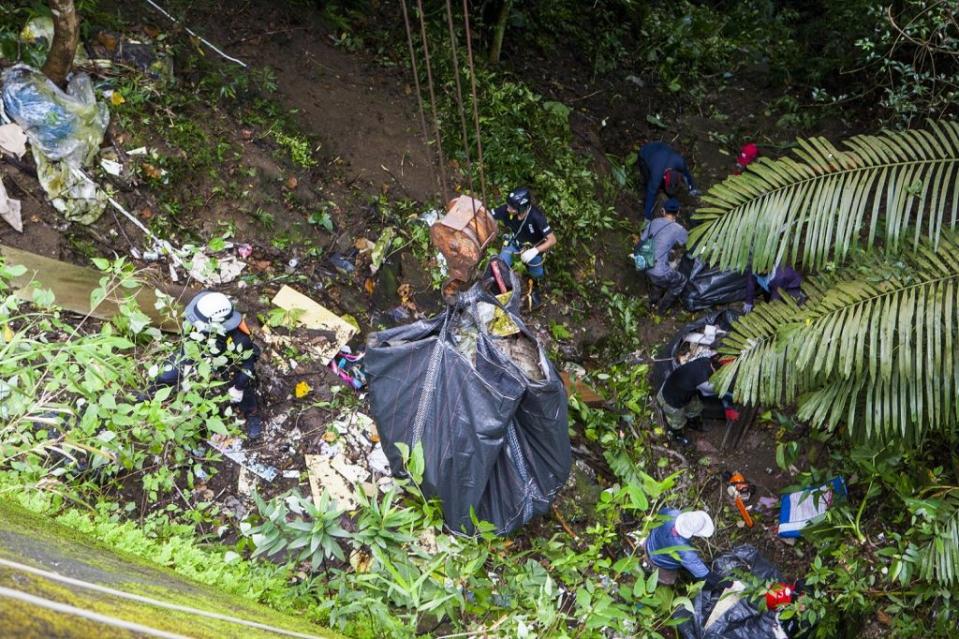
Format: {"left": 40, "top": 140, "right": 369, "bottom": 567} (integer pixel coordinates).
{"left": 679, "top": 256, "right": 749, "bottom": 312}
{"left": 365, "top": 274, "right": 571, "bottom": 535}
{"left": 677, "top": 545, "right": 788, "bottom": 639}
{"left": 2, "top": 64, "right": 109, "bottom": 166}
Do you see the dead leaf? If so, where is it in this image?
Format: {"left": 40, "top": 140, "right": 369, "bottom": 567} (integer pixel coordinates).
{"left": 140, "top": 207, "right": 154, "bottom": 220}
{"left": 96, "top": 31, "right": 118, "bottom": 51}
{"left": 350, "top": 549, "right": 372, "bottom": 573}
{"left": 877, "top": 610, "right": 892, "bottom": 626}
{"left": 364, "top": 277, "right": 376, "bottom": 296}
{"left": 354, "top": 237, "right": 374, "bottom": 252}
{"left": 323, "top": 431, "right": 337, "bottom": 443}
{"left": 251, "top": 259, "right": 272, "bottom": 272}
{"left": 398, "top": 283, "right": 417, "bottom": 311}
{"left": 142, "top": 163, "right": 162, "bottom": 179}
{"left": 285, "top": 175, "right": 298, "bottom": 190}
{"left": 240, "top": 129, "right": 254, "bottom": 141}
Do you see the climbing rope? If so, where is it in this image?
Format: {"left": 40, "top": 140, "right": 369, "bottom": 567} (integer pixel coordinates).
{"left": 461, "top": 0, "right": 489, "bottom": 207}
{"left": 400, "top": 0, "right": 443, "bottom": 199}
{"left": 415, "top": 0, "right": 450, "bottom": 202}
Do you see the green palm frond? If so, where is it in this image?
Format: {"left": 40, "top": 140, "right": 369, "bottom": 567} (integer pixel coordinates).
{"left": 714, "top": 234, "right": 959, "bottom": 443}
{"left": 901, "top": 489, "right": 959, "bottom": 587}
{"left": 690, "top": 121, "right": 959, "bottom": 273}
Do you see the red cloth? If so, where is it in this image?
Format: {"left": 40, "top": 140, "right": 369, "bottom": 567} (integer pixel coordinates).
{"left": 724, "top": 407, "right": 741, "bottom": 422}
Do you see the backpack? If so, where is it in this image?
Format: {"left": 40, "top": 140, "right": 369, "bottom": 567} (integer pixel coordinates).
{"left": 633, "top": 221, "right": 672, "bottom": 271}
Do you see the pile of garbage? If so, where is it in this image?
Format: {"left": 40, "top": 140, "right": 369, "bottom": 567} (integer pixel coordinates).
{"left": 677, "top": 545, "right": 804, "bottom": 639}
{"left": 365, "top": 271, "right": 571, "bottom": 535}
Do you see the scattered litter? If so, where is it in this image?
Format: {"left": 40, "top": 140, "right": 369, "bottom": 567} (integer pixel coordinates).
{"left": 328, "top": 348, "right": 366, "bottom": 390}
{"left": 758, "top": 495, "right": 779, "bottom": 511}
{"left": 236, "top": 467, "right": 257, "bottom": 496}
{"left": 2, "top": 64, "right": 109, "bottom": 223}
{"left": 282, "top": 469, "right": 300, "bottom": 480}
{"left": 294, "top": 380, "right": 311, "bottom": 399}
{"left": 367, "top": 444, "right": 391, "bottom": 475}
{"left": 779, "top": 476, "right": 847, "bottom": 537}
{"left": 305, "top": 453, "right": 365, "bottom": 510}
{"left": 328, "top": 252, "right": 355, "bottom": 273}
{"left": 236, "top": 243, "right": 253, "bottom": 258}
{"left": 369, "top": 226, "right": 395, "bottom": 275}
{"left": 271, "top": 285, "right": 358, "bottom": 364}
{"left": 20, "top": 16, "right": 89, "bottom": 65}
{"left": 0, "top": 178, "right": 23, "bottom": 233}
{"left": 1, "top": 65, "right": 108, "bottom": 166}
{"left": 186, "top": 250, "right": 246, "bottom": 285}
{"left": 0, "top": 123, "right": 27, "bottom": 159}
{"left": 430, "top": 195, "right": 497, "bottom": 286}
{"left": 207, "top": 433, "right": 278, "bottom": 482}
{"left": 127, "top": 146, "right": 149, "bottom": 156}
{"left": 100, "top": 158, "right": 123, "bottom": 176}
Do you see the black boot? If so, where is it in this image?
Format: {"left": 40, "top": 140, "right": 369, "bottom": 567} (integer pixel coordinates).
{"left": 669, "top": 428, "right": 691, "bottom": 447}
{"left": 246, "top": 414, "right": 263, "bottom": 439}
{"left": 528, "top": 279, "right": 544, "bottom": 311}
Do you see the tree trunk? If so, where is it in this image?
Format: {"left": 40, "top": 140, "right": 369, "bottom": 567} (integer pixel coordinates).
{"left": 41, "top": 0, "right": 79, "bottom": 88}
{"left": 488, "top": 0, "right": 511, "bottom": 65}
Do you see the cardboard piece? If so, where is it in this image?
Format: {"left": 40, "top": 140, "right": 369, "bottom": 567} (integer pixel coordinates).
{"left": 305, "top": 453, "right": 367, "bottom": 510}
{"left": 271, "top": 285, "right": 358, "bottom": 364}
{"left": 560, "top": 371, "right": 604, "bottom": 407}
{"left": 0, "top": 244, "right": 187, "bottom": 331}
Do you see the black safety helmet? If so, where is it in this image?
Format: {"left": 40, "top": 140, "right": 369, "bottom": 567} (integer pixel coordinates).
{"left": 506, "top": 187, "right": 532, "bottom": 213}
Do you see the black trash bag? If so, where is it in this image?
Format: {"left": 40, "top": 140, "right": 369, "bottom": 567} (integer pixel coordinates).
{"left": 679, "top": 256, "right": 749, "bottom": 312}
{"left": 677, "top": 545, "right": 785, "bottom": 639}
{"left": 651, "top": 309, "right": 741, "bottom": 420}
{"left": 365, "top": 275, "right": 571, "bottom": 535}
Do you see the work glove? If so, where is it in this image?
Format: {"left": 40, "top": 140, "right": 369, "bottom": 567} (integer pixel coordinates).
{"left": 520, "top": 247, "right": 540, "bottom": 264}
{"left": 228, "top": 386, "right": 244, "bottom": 403}
{"left": 742, "top": 303, "right": 753, "bottom": 313}
{"left": 724, "top": 407, "right": 741, "bottom": 422}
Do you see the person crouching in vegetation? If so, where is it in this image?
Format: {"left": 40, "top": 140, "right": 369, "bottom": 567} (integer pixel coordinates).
{"left": 638, "top": 198, "right": 688, "bottom": 312}
{"left": 145, "top": 291, "right": 264, "bottom": 439}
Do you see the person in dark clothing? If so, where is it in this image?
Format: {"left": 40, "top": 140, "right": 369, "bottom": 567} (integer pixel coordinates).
{"left": 150, "top": 291, "right": 264, "bottom": 438}
{"left": 492, "top": 187, "right": 557, "bottom": 310}
{"left": 639, "top": 198, "right": 688, "bottom": 312}
{"left": 639, "top": 142, "right": 699, "bottom": 220}
{"left": 743, "top": 264, "right": 803, "bottom": 312}
{"left": 657, "top": 354, "right": 735, "bottom": 446}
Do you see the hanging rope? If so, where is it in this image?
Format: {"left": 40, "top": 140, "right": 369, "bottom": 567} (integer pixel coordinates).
{"left": 461, "top": 0, "right": 489, "bottom": 208}
{"left": 444, "top": 0, "right": 476, "bottom": 200}
{"left": 415, "top": 0, "right": 450, "bottom": 202}
{"left": 400, "top": 0, "right": 443, "bottom": 199}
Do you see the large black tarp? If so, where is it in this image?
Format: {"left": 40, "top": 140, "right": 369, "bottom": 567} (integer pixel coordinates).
{"left": 678, "top": 545, "right": 786, "bottom": 639}
{"left": 365, "top": 280, "right": 571, "bottom": 535}
{"left": 679, "top": 256, "right": 749, "bottom": 312}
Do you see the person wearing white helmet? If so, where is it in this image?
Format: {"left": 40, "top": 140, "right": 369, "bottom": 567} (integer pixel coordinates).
{"left": 149, "top": 291, "right": 264, "bottom": 438}
{"left": 644, "top": 507, "right": 719, "bottom": 586}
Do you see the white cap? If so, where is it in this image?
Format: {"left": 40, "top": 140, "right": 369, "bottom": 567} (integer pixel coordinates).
{"left": 675, "top": 510, "right": 715, "bottom": 538}
{"left": 184, "top": 291, "right": 241, "bottom": 332}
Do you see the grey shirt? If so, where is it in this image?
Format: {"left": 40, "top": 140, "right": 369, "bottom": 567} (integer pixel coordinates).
{"left": 641, "top": 218, "right": 688, "bottom": 276}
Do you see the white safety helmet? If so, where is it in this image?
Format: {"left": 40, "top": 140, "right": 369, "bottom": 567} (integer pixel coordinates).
{"left": 184, "top": 291, "right": 241, "bottom": 332}
{"left": 675, "top": 510, "right": 715, "bottom": 539}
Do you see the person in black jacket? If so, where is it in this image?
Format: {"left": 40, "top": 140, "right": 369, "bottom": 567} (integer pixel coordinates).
{"left": 657, "top": 354, "right": 736, "bottom": 446}
{"left": 150, "top": 291, "right": 264, "bottom": 438}
{"left": 492, "top": 187, "right": 557, "bottom": 310}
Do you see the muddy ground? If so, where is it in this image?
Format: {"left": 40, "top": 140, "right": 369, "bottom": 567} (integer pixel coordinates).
{"left": 0, "top": 0, "right": 835, "bottom": 586}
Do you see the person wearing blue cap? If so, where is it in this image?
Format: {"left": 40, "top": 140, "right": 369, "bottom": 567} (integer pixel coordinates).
{"left": 147, "top": 291, "right": 264, "bottom": 439}
{"left": 638, "top": 198, "right": 688, "bottom": 312}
